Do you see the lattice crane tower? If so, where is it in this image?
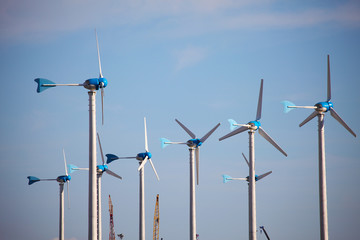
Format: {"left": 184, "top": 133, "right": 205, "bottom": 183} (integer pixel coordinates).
{"left": 109, "top": 195, "right": 115, "bottom": 240}
{"left": 153, "top": 194, "right": 160, "bottom": 240}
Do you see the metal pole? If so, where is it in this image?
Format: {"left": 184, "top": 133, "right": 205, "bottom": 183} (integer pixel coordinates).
{"left": 97, "top": 173, "right": 102, "bottom": 240}
{"left": 318, "top": 113, "right": 328, "bottom": 240}
{"left": 59, "top": 183, "right": 64, "bottom": 240}
{"left": 189, "top": 147, "right": 196, "bottom": 240}
{"left": 139, "top": 162, "right": 145, "bottom": 240}
{"left": 248, "top": 130, "right": 256, "bottom": 240}
{"left": 89, "top": 90, "right": 97, "bottom": 240}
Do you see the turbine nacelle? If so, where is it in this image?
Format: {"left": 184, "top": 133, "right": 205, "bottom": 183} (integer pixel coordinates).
{"left": 57, "top": 175, "right": 71, "bottom": 183}
{"left": 248, "top": 120, "right": 261, "bottom": 130}
{"left": 97, "top": 164, "right": 109, "bottom": 173}
{"left": 83, "top": 78, "right": 108, "bottom": 91}
{"left": 315, "top": 101, "right": 333, "bottom": 112}
{"left": 187, "top": 139, "right": 202, "bottom": 148}
{"left": 136, "top": 152, "right": 152, "bottom": 161}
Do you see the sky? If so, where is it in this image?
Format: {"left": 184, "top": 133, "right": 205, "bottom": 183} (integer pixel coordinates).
{"left": 0, "top": 0, "right": 360, "bottom": 240}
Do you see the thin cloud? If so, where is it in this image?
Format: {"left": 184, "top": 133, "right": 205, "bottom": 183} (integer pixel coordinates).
{"left": 174, "top": 46, "right": 207, "bottom": 71}
{"left": 1, "top": 0, "right": 359, "bottom": 42}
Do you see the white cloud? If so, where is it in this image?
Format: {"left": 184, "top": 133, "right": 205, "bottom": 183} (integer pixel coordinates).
{"left": 0, "top": 0, "right": 359, "bottom": 42}
{"left": 174, "top": 46, "right": 207, "bottom": 71}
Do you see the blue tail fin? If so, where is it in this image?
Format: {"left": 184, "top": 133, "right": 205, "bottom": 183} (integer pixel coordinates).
{"left": 68, "top": 164, "right": 79, "bottom": 174}
{"left": 34, "top": 78, "right": 55, "bottom": 93}
{"left": 106, "top": 154, "right": 119, "bottom": 164}
{"left": 27, "top": 176, "right": 40, "bottom": 185}
{"left": 160, "top": 138, "right": 171, "bottom": 149}
{"left": 228, "top": 119, "right": 238, "bottom": 131}
{"left": 281, "top": 100, "right": 295, "bottom": 114}
{"left": 222, "top": 174, "right": 232, "bottom": 183}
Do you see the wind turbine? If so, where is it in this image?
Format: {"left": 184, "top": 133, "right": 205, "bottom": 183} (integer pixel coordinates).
{"left": 160, "top": 119, "right": 220, "bottom": 240}
{"left": 68, "top": 133, "right": 122, "bottom": 240}
{"left": 106, "top": 117, "right": 159, "bottom": 240}
{"left": 282, "top": 55, "right": 356, "bottom": 240}
{"left": 27, "top": 149, "right": 71, "bottom": 240}
{"left": 34, "top": 29, "right": 108, "bottom": 240}
{"left": 219, "top": 79, "right": 287, "bottom": 240}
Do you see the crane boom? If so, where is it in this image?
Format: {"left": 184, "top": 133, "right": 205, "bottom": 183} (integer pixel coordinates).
{"left": 109, "top": 195, "right": 115, "bottom": 240}
{"left": 260, "top": 226, "right": 270, "bottom": 240}
{"left": 153, "top": 194, "right": 160, "bottom": 240}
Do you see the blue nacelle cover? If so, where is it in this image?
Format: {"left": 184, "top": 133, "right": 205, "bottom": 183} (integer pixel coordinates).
{"left": 248, "top": 121, "right": 261, "bottom": 130}
{"left": 187, "top": 139, "right": 202, "bottom": 147}
{"left": 136, "top": 152, "right": 152, "bottom": 160}
{"left": 246, "top": 175, "right": 259, "bottom": 182}
{"left": 99, "top": 78, "right": 108, "bottom": 88}
{"left": 57, "top": 175, "right": 71, "bottom": 183}
{"left": 315, "top": 101, "right": 333, "bottom": 112}
{"left": 97, "top": 164, "right": 108, "bottom": 172}
{"left": 84, "top": 78, "right": 100, "bottom": 90}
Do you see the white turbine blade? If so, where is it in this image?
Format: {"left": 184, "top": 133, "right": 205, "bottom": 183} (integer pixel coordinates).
{"left": 299, "top": 111, "right": 318, "bottom": 127}
{"left": 95, "top": 29, "right": 103, "bottom": 78}
{"left": 67, "top": 181, "right": 70, "bottom": 209}
{"left": 200, "top": 123, "right": 221, "bottom": 143}
{"left": 327, "top": 54, "right": 331, "bottom": 101}
{"left": 330, "top": 108, "right": 356, "bottom": 137}
{"left": 256, "top": 79, "right": 264, "bottom": 121}
{"left": 257, "top": 171, "right": 272, "bottom": 181}
{"left": 148, "top": 159, "right": 160, "bottom": 181}
{"left": 196, "top": 148, "right": 200, "bottom": 185}
{"left": 106, "top": 169, "right": 122, "bottom": 180}
{"left": 144, "top": 117, "right": 149, "bottom": 152}
{"left": 242, "top": 153, "right": 250, "bottom": 167}
{"left": 175, "top": 119, "right": 196, "bottom": 138}
{"left": 258, "top": 127, "right": 288, "bottom": 157}
{"left": 138, "top": 156, "right": 148, "bottom": 171}
{"left": 97, "top": 133, "right": 105, "bottom": 165}
{"left": 219, "top": 126, "right": 248, "bottom": 141}
{"left": 63, "top": 149, "right": 68, "bottom": 176}
{"left": 101, "top": 87, "right": 104, "bottom": 125}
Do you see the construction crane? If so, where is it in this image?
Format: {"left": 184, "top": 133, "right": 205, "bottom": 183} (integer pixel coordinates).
{"left": 259, "top": 226, "right": 270, "bottom": 240}
{"left": 153, "top": 194, "right": 160, "bottom": 240}
{"left": 109, "top": 195, "right": 115, "bottom": 240}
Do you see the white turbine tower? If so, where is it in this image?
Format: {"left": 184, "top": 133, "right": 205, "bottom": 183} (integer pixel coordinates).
{"left": 106, "top": 117, "right": 159, "bottom": 240}
{"left": 34, "top": 30, "right": 108, "bottom": 240}
{"left": 222, "top": 153, "right": 272, "bottom": 239}
{"left": 68, "top": 133, "right": 122, "bottom": 240}
{"left": 219, "top": 79, "right": 287, "bottom": 240}
{"left": 27, "top": 149, "right": 71, "bottom": 240}
{"left": 282, "top": 55, "right": 356, "bottom": 240}
{"left": 160, "top": 119, "right": 220, "bottom": 240}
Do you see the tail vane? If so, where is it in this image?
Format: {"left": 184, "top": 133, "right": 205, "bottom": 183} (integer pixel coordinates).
{"left": 34, "top": 78, "right": 56, "bottom": 93}
{"left": 27, "top": 176, "right": 41, "bottom": 185}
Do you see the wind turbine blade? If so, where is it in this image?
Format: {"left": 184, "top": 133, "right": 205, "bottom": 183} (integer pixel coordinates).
{"left": 95, "top": 29, "right": 103, "bottom": 78}
{"left": 200, "top": 123, "right": 221, "bottom": 143}
{"left": 63, "top": 149, "right": 68, "bottom": 176}
{"left": 257, "top": 171, "right": 272, "bottom": 181}
{"left": 175, "top": 119, "right": 196, "bottom": 138}
{"left": 101, "top": 87, "right": 104, "bottom": 125}
{"left": 97, "top": 133, "right": 105, "bottom": 165}
{"left": 105, "top": 169, "right": 123, "bottom": 180}
{"left": 258, "top": 127, "right": 288, "bottom": 157}
{"left": 144, "top": 117, "right": 149, "bottom": 152}
{"left": 219, "top": 126, "right": 248, "bottom": 141}
{"left": 299, "top": 111, "right": 318, "bottom": 127}
{"left": 138, "top": 156, "right": 148, "bottom": 171}
{"left": 242, "top": 153, "right": 250, "bottom": 167}
{"left": 327, "top": 55, "right": 331, "bottom": 101}
{"left": 148, "top": 159, "right": 160, "bottom": 181}
{"left": 330, "top": 108, "right": 356, "bottom": 137}
{"left": 67, "top": 182, "right": 70, "bottom": 209}
{"left": 228, "top": 119, "right": 238, "bottom": 131}
{"left": 256, "top": 79, "right": 264, "bottom": 121}
{"left": 196, "top": 148, "right": 200, "bottom": 185}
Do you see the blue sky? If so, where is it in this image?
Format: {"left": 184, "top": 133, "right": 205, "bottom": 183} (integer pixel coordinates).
{"left": 1, "top": 1, "right": 359, "bottom": 240}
